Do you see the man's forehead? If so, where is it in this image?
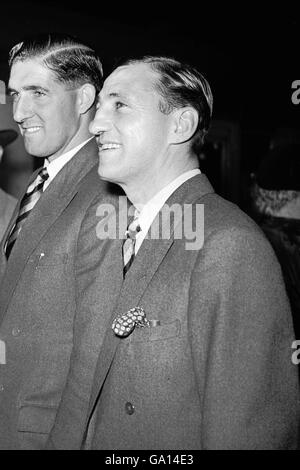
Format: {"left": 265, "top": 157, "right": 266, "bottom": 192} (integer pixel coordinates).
{"left": 102, "top": 63, "right": 156, "bottom": 97}
{"left": 9, "top": 58, "right": 55, "bottom": 88}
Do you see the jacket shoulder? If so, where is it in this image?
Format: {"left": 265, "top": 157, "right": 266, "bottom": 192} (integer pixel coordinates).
{"left": 200, "top": 192, "right": 266, "bottom": 237}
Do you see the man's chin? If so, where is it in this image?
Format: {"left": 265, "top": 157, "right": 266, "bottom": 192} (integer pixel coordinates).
{"left": 97, "top": 162, "right": 108, "bottom": 180}
{"left": 97, "top": 171, "right": 111, "bottom": 182}
{"left": 98, "top": 164, "right": 115, "bottom": 183}
{"left": 24, "top": 144, "right": 48, "bottom": 158}
{"left": 26, "top": 151, "right": 46, "bottom": 158}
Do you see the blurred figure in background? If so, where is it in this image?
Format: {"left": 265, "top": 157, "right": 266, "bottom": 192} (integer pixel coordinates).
{"left": 251, "top": 143, "right": 300, "bottom": 341}
{"left": 0, "top": 129, "right": 17, "bottom": 241}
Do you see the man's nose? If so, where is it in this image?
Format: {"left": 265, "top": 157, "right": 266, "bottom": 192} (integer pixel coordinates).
{"left": 89, "top": 108, "right": 111, "bottom": 136}
{"left": 13, "top": 95, "right": 34, "bottom": 123}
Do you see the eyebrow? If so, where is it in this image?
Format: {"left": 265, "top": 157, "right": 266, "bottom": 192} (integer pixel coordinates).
{"left": 108, "top": 92, "right": 122, "bottom": 98}
{"left": 97, "top": 91, "right": 127, "bottom": 106}
{"left": 102, "top": 91, "right": 127, "bottom": 100}
{"left": 7, "top": 85, "right": 50, "bottom": 94}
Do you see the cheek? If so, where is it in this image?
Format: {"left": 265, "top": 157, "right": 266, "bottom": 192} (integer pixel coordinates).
{"left": 48, "top": 107, "right": 76, "bottom": 137}
{"left": 125, "top": 121, "right": 154, "bottom": 149}
{"left": 121, "top": 114, "right": 169, "bottom": 155}
{"left": 55, "top": 96, "right": 78, "bottom": 125}
{"left": 63, "top": 101, "right": 77, "bottom": 120}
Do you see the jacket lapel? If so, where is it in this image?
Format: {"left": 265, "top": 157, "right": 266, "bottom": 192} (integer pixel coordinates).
{"left": 86, "top": 173, "right": 215, "bottom": 421}
{"left": 0, "top": 139, "right": 99, "bottom": 324}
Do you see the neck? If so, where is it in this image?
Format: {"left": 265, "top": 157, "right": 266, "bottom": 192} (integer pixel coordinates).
{"left": 123, "top": 158, "right": 199, "bottom": 207}
{"left": 48, "top": 111, "right": 94, "bottom": 162}
{"left": 48, "top": 130, "right": 92, "bottom": 162}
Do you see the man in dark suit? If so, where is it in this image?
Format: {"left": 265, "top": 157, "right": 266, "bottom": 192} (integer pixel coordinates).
{"left": 0, "top": 34, "right": 122, "bottom": 449}
{"left": 47, "top": 56, "right": 299, "bottom": 449}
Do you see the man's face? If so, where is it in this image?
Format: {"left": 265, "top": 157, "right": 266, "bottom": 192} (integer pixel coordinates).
{"left": 89, "top": 63, "right": 173, "bottom": 188}
{"left": 8, "top": 59, "right": 81, "bottom": 160}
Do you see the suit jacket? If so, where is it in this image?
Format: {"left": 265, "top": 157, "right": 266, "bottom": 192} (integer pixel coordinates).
{"left": 0, "top": 139, "right": 123, "bottom": 449}
{"left": 46, "top": 174, "right": 300, "bottom": 450}
{"left": 0, "top": 188, "right": 17, "bottom": 243}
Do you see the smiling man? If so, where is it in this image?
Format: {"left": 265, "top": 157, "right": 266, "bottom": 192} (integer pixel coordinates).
{"left": 0, "top": 34, "right": 122, "bottom": 449}
{"left": 47, "top": 56, "right": 299, "bottom": 450}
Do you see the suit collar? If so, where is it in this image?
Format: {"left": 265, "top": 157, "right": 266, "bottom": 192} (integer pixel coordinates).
{"left": 46, "top": 137, "right": 99, "bottom": 200}
{"left": 44, "top": 137, "right": 93, "bottom": 185}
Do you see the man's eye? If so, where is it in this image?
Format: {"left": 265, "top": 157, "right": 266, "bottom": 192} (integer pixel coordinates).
{"left": 34, "top": 90, "right": 45, "bottom": 97}
{"left": 9, "top": 92, "right": 18, "bottom": 101}
{"left": 115, "top": 101, "right": 126, "bottom": 109}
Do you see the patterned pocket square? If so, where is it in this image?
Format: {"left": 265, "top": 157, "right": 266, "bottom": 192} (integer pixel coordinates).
{"left": 112, "top": 306, "right": 150, "bottom": 337}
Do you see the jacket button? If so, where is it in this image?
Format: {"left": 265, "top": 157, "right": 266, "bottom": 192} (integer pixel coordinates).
{"left": 12, "top": 328, "right": 21, "bottom": 337}
{"left": 125, "top": 402, "right": 135, "bottom": 415}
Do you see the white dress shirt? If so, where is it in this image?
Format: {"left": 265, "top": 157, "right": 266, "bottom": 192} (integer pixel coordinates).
{"left": 134, "top": 169, "right": 201, "bottom": 254}
{"left": 43, "top": 137, "right": 93, "bottom": 191}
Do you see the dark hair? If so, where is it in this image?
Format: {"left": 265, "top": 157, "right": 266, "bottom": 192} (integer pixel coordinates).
{"left": 8, "top": 33, "right": 103, "bottom": 94}
{"left": 118, "top": 56, "right": 213, "bottom": 147}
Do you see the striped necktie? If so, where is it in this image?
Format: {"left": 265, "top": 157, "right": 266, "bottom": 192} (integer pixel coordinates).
{"left": 5, "top": 167, "right": 49, "bottom": 258}
{"left": 122, "top": 211, "right": 141, "bottom": 277}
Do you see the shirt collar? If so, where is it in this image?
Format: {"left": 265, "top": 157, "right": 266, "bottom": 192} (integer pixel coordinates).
{"left": 44, "top": 137, "right": 93, "bottom": 185}
{"left": 136, "top": 168, "right": 201, "bottom": 237}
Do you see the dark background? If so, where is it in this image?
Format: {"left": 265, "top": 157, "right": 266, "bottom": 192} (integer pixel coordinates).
{"left": 0, "top": 1, "right": 299, "bottom": 208}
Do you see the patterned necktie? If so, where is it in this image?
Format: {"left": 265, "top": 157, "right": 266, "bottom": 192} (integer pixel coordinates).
{"left": 122, "top": 211, "right": 141, "bottom": 276}
{"left": 5, "top": 167, "right": 49, "bottom": 258}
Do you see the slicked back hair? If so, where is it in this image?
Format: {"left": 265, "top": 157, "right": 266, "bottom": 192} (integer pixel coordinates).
{"left": 118, "top": 56, "right": 213, "bottom": 148}
{"left": 8, "top": 33, "right": 103, "bottom": 94}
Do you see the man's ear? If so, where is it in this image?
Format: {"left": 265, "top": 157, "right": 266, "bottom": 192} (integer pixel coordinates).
{"left": 171, "top": 107, "right": 199, "bottom": 144}
{"left": 0, "top": 146, "right": 3, "bottom": 162}
{"left": 77, "top": 84, "right": 96, "bottom": 114}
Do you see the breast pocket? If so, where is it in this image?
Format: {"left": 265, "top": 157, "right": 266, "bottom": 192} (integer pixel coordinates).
{"left": 30, "top": 253, "right": 69, "bottom": 268}
{"left": 117, "top": 319, "right": 184, "bottom": 392}
{"left": 28, "top": 253, "right": 71, "bottom": 310}
{"left": 128, "top": 319, "right": 181, "bottom": 344}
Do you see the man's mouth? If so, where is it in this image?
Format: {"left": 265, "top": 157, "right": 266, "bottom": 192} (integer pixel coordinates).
{"left": 98, "top": 142, "right": 121, "bottom": 151}
{"left": 21, "top": 126, "right": 42, "bottom": 135}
